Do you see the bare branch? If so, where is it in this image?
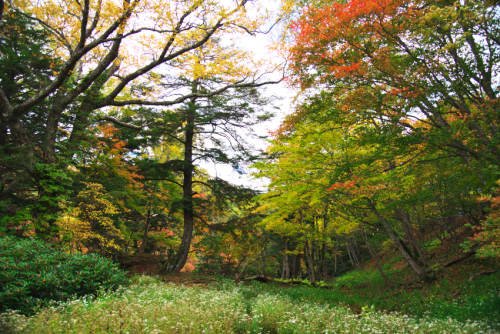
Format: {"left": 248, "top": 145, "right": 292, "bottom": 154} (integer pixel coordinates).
{"left": 192, "top": 180, "right": 215, "bottom": 191}
{"left": 142, "top": 178, "right": 183, "bottom": 188}
{"left": 85, "top": 0, "right": 102, "bottom": 38}
{"left": 78, "top": 0, "right": 90, "bottom": 50}
{"left": 97, "top": 116, "right": 143, "bottom": 130}
{"left": 230, "top": 19, "right": 280, "bottom": 36}
{"left": 11, "top": 0, "right": 139, "bottom": 116}
{"left": 102, "top": 0, "right": 257, "bottom": 106}
{"left": 105, "top": 78, "right": 282, "bottom": 107}
{"left": 17, "top": 11, "right": 74, "bottom": 52}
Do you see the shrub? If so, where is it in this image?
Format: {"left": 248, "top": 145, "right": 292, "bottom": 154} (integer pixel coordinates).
{"left": 0, "top": 237, "right": 129, "bottom": 314}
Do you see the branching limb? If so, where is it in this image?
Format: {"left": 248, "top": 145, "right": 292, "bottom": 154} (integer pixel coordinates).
{"left": 11, "top": 0, "right": 139, "bottom": 116}
{"left": 235, "top": 252, "right": 278, "bottom": 282}
{"left": 192, "top": 180, "right": 216, "bottom": 191}
{"left": 97, "top": 116, "right": 144, "bottom": 130}
{"left": 106, "top": 78, "right": 282, "bottom": 107}
{"left": 141, "top": 178, "right": 183, "bottom": 188}
{"left": 78, "top": 0, "right": 90, "bottom": 50}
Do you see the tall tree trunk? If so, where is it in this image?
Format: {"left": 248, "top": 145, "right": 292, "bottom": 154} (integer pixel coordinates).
{"left": 365, "top": 198, "right": 426, "bottom": 279}
{"left": 351, "top": 234, "right": 361, "bottom": 263}
{"left": 322, "top": 240, "right": 327, "bottom": 280}
{"left": 334, "top": 250, "right": 337, "bottom": 275}
{"left": 170, "top": 107, "right": 195, "bottom": 272}
{"left": 296, "top": 254, "right": 302, "bottom": 278}
{"left": 398, "top": 208, "right": 426, "bottom": 266}
{"left": 261, "top": 247, "right": 266, "bottom": 276}
{"left": 0, "top": 0, "right": 5, "bottom": 27}
{"left": 304, "top": 237, "right": 316, "bottom": 283}
{"left": 322, "top": 217, "right": 328, "bottom": 280}
{"left": 361, "top": 228, "right": 391, "bottom": 286}
{"left": 282, "top": 241, "right": 290, "bottom": 279}
{"left": 291, "top": 240, "right": 301, "bottom": 278}
{"left": 333, "top": 235, "right": 339, "bottom": 275}
{"left": 160, "top": 86, "right": 197, "bottom": 273}
{"left": 345, "top": 237, "right": 357, "bottom": 268}
{"left": 345, "top": 237, "right": 353, "bottom": 267}
{"left": 138, "top": 209, "right": 151, "bottom": 254}
{"left": 299, "top": 210, "right": 315, "bottom": 281}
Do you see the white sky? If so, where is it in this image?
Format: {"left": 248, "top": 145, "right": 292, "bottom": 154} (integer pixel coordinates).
{"left": 198, "top": 34, "right": 295, "bottom": 190}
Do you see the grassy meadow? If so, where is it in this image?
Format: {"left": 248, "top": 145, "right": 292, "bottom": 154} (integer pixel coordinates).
{"left": 1, "top": 273, "right": 499, "bottom": 334}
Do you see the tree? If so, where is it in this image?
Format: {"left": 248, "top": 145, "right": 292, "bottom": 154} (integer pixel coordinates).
{"left": 63, "top": 182, "right": 123, "bottom": 256}
{"left": 0, "top": 0, "right": 281, "bottom": 238}
{"left": 287, "top": 0, "right": 500, "bottom": 169}
{"left": 254, "top": 88, "right": 486, "bottom": 280}
{"left": 0, "top": 10, "right": 69, "bottom": 235}
{"left": 270, "top": 0, "right": 500, "bottom": 274}
{"left": 152, "top": 77, "right": 274, "bottom": 272}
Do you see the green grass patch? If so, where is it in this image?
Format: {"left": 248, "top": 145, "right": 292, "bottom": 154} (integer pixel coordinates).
{"left": 1, "top": 276, "right": 497, "bottom": 333}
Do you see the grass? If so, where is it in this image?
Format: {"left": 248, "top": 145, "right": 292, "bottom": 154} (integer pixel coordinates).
{"left": 276, "top": 264, "right": 500, "bottom": 327}
{"left": 1, "top": 275, "right": 498, "bottom": 333}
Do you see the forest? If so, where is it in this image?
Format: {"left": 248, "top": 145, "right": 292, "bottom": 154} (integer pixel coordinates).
{"left": 1, "top": 0, "right": 500, "bottom": 333}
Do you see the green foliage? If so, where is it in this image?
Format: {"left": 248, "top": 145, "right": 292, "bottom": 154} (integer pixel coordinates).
{"left": 0, "top": 237, "right": 129, "bottom": 315}
{"left": 273, "top": 270, "right": 500, "bottom": 327}
{"left": 129, "top": 274, "right": 162, "bottom": 286}
{"left": 0, "top": 160, "right": 74, "bottom": 237}
{"left": 462, "top": 180, "right": 500, "bottom": 259}
{"left": 0, "top": 10, "right": 62, "bottom": 104}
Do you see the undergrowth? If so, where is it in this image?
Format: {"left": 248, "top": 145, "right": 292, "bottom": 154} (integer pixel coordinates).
{"left": 0, "top": 237, "right": 129, "bottom": 315}
{"left": 275, "top": 262, "right": 500, "bottom": 327}
{"left": 1, "top": 275, "right": 498, "bottom": 333}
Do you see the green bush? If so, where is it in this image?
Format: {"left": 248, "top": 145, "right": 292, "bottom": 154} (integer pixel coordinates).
{"left": 0, "top": 237, "right": 129, "bottom": 314}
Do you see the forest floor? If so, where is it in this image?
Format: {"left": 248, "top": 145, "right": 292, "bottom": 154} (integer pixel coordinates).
{"left": 3, "top": 233, "right": 499, "bottom": 333}
{"left": 120, "top": 236, "right": 500, "bottom": 327}
{"left": 2, "top": 273, "right": 498, "bottom": 333}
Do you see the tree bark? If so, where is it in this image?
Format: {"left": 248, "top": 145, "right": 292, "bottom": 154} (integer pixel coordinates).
{"left": 170, "top": 106, "right": 195, "bottom": 272}
{"left": 0, "top": 0, "right": 5, "bottom": 28}
{"left": 352, "top": 234, "right": 361, "bottom": 262}
{"left": 365, "top": 198, "right": 426, "bottom": 279}
{"left": 261, "top": 247, "right": 266, "bottom": 276}
{"left": 399, "top": 209, "right": 426, "bottom": 265}
{"left": 323, "top": 216, "right": 329, "bottom": 279}
{"left": 345, "top": 237, "right": 360, "bottom": 268}
{"left": 138, "top": 208, "right": 151, "bottom": 254}
{"left": 291, "top": 242, "right": 302, "bottom": 279}
{"left": 295, "top": 254, "right": 302, "bottom": 278}
{"left": 304, "top": 237, "right": 316, "bottom": 283}
{"left": 160, "top": 84, "right": 198, "bottom": 273}
{"left": 345, "top": 237, "right": 354, "bottom": 267}
{"left": 282, "top": 240, "right": 290, "bottom": 279}
{"left": 333, "top": 235, "right": 339, "bottom": 275}
{"left": 361, "top": 228, "right": 391, "bottom": 286}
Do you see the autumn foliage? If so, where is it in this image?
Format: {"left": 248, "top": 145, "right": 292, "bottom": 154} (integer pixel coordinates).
{"left": 1, "top": 0, "right": 499, "bottom": 300}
